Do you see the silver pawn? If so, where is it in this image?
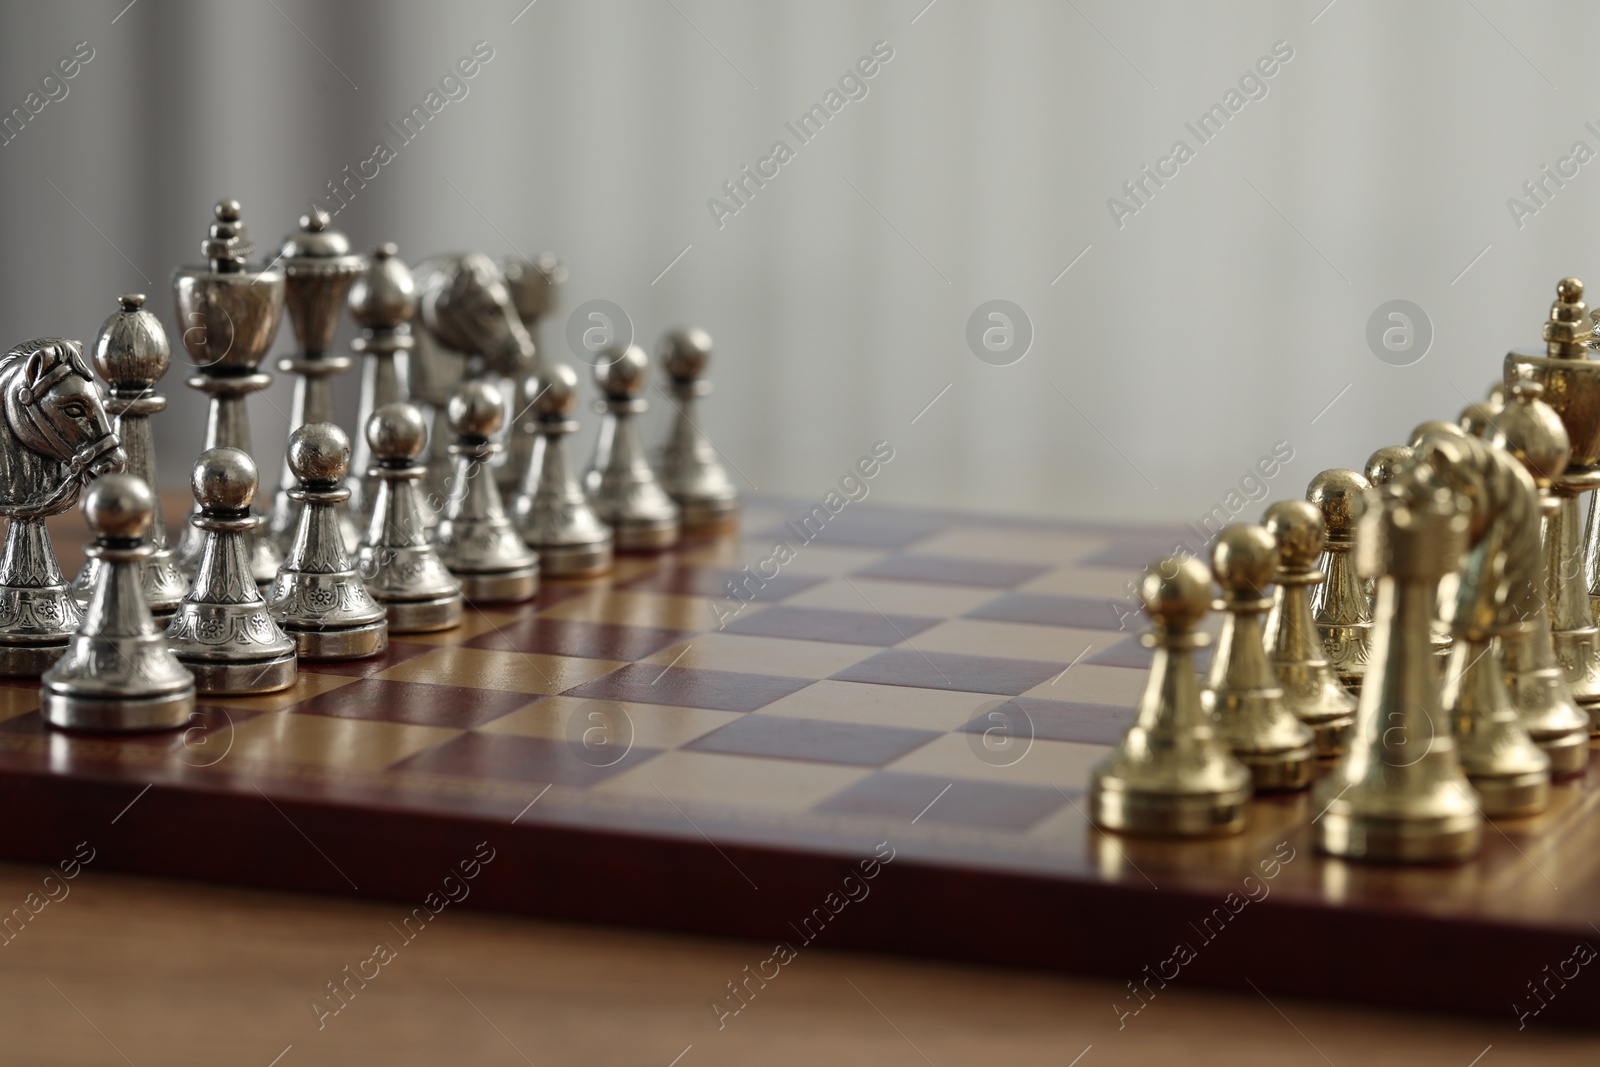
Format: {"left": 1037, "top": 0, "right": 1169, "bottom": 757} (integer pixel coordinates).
{"left": 268, "top": 424, "right": 388, "bottom": 660}
{"left": 165, "top": 448, "right": 297, "bottom": 694}
{"left": 655, "top": 328, "right": 739, "bottom": 533}
{"left": 44, "top": 474, "right": 195, "bottom": 731}
{"left": 348, "top": 244, "right": 417, "bottom": 529}
{"left": 587, "top": 344, "right": 680, "bottom": 550}
{"left": 511, "top": 364, "right": 613, "bottom": 578}
{"left": 356, "top": 402, "right": 463, "bottom": 632}
{"left": 71, "top": 295, "right": 189, "bottom": 620}
{"left": 436, "top": 381, "right": 539, "bottom": 603}
{"left": 500, "top": 253, "right": 566, "bottom": 494}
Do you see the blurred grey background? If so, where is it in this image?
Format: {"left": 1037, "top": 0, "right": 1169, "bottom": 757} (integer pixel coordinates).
{"left": 1, "top": 0, "right": 1597, "bottom": 525}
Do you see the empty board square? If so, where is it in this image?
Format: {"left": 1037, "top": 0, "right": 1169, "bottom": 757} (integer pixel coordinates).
{"left": 296, "top": 640, "right": 441, "bottom": 679}
{"left": 462, "top": 618, "right": 689, "bottom": 661}
{"left": 376, "top": 647, "right": 623, "bottom": 695}
{"left": 852, "top": 555, "right": 1050, "bottom": 588}
{"left": 957, "top": 697, "right": 1135, "bottom": 747}
{"left": 292, "top": 679, "right": 533, "bottom": 729}
{"left": 539, "top": 591, "right": 738, "bottom": 632}
{"left": 752, "top": 512, "right": 943, "bottom": 548}
{"left": 637, "top": 633, "right": 876, "bottom": 679}
{"left": 815, "top": 772, "right": 1069, "bottom": 830}
{"left": 758, "top": 680, "right": 999, "bottom": 731}
{"left": 593, "top": 749, "right": 871, "bottom": 811}
{"left": 687, "top": 714, "right": 939, "bottom": 767}
{"left": 393, "top": 731, "right": 657, "bottom": 786}
{"left": 565, "top": 663, "right": 812, "bottom": 712}
{"left": 1089, "top": 636, "right": 1213, "bottom": 672}
{"left": 619, "top": 565, "right": 823, "bottom": 602}
{"left": 965, "top": 592, "right": 1131, "bottom": 631}
{"left": 223, "top": 712, "right": 459, "bottom": 772}
{"left": 832, "top": 649, "right": 1065, "bottom": 696}
{"left": 722, "top": 605, "right": 941, "bottom": 646}
{"left": 477, "top": 696, "right": 742, "bottom": 751}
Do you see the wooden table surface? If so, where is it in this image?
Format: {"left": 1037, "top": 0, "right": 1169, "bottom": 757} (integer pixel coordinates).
{"left": 0, "top": 860, "right": 1592, "bottom": 1066}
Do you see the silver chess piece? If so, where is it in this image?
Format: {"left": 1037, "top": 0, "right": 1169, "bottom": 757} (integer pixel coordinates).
{"left": 435, "top": 381, "right": 538, "bottom": 603}
{"left": 43, "top": 474, "right": 195, "bottom": 732}
{"left": 172, "top": 199, "right": 286, "bottom": 588}
{"left": 267, "top": 423, "right": 388, "bottom": 660}
{"left": 655, "top": 328, "right": 739, "bottom": 533}
{"left": 265, "top": 210, "right": 365, "bottom": 553}
{"left": 356, "top": 402, "right": 464, "bottom": 632}
{"left": 348, "top": 244, "right": 417, "bottom": 529}
{"left": 165, "top": 447, "right": 297, "bottom": 694}
{"left": 511, "top": 364, "right": 613, "bottom": 578}
{"left": 70, "top": 295, "right": 188, "bottom": 620}
{"left": 500, "top": 253, "right": 566, "bottom": 494}
{"left": 587, "top": 344, "right": 680, "bottom": 550}
{"left": 0, "top": 339, "right": 125, "bottom": 676}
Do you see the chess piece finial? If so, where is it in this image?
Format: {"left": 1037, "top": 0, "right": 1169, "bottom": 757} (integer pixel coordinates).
{"left": 172, "top": 198, "right": 286, "bottom": 587}
{"left": 499, "top": 254, "right": 568, "bottom": 494}
{"left": 434, "top": 381, "right": 538, "bottom": 602}
{"left": 1415, "top": 431, "right": 1551, "bottom": 816}
{"left": 1314, "top": 472, "right": 1482, "bottom": 863}
{"left": 1090, "top": 555, "right": 1251, "bottom": 836}
{"left": 356, "top": 402, "right": 463, "bottom": 632}
{"left": 1307, "top": 469, "right": 1372, "bottom": 692}
{"left": 348, "top": 243, "right": 418, "bottom": 527}
{"left": 267, "top": 423, "right": 388, "bottom": 660}
{"left": 1458, "top": 401, "right": 1500, "bottom": 438}
{"left": 265, "top": 211, "right": 366, "bottom": 552}
{"left": 165, "top": 448, "right": 297, "bottom": 693}
{"left": 43, "top": 474, "right": 195, "bottom": 730}
{"left": 1386, "top": 440, "right": 1456, "bottom": 659}
{"left": 511, "top": 363, "right": 613, "bottom": 577}
{"left": 1546, "top": 276, "right": 1591, "bottom": 357}
{"left": 654, "top": 328, "right": 740, "bottom": 533}
{"left": 1202, "top": 524, "right": 1316, "bottom": 790}
{"left": 71, "top": 295, "right": 188, "bottom": 619}
{"left": 1262, "top": 500, "right": 1356, "bottom": 758}
{"left": 1364, "top": 446, "right": 1413, "bottom": 488}
{"left": 1407, "top": 420, "right": 1466, "bottom": 448}
{"left": 1485, "top": 379, "right": 1591, "bottom": 773}
{"left": 587, "top": 343, "right": 680, "bottom": 550}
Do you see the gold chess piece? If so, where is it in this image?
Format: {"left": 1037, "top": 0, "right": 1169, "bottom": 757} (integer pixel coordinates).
{"left": 1364, "top": 446, "right": 1413, "bottom": 489}
{"left": 1417, "top": 431, "right": 1551, "bottom": 817}
{"left": 1314, "top": 469, "right": 1481, "bottom": 863}
{"left": 1307, "top": 469, "right": 1372, "bottom": 692}
{"left": 1486, "top": 374, "right": 1591, "bottom": 775}
{"left": 1262, "top": 500, "right": 1356, "bottom": 758}
{"left": 1089, "top": 555, "right": 1251, "bottom": 837}
{"left": 1371, "top": 442, "right": 1453, "bottom": 659}
{"left": 1506, "top": 277, "right": 1600, "bottom": 731}
{"left": 1202, "top": 525, "right": 1316, "bottom": 790}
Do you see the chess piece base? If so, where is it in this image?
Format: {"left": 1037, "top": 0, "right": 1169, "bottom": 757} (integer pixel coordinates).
{"left": 382, "top": 594, "right": 464, "bottom": 634}
{"left": 1315, "top": 808, "right": 1482, "bottom": 864}
{"left": 181, "top": 653, "right": 297, "bottom": 695}
{"left": 538, "top": 541, "right": 613, "bottom": 578}
{"left": 679, "top": 498, "right": 739, "bottom": 533}
{"left": 288, "top": 620, "right": 388, "bottom": 661}
{"left": 0, "top": 641, "right": 66, "bottom": 677}
{"left": 42, "top": 684, "right": 195, "bottom": 732}
{"left": 1306, "top": 716, "right": 1355, "bottom": 759}
{"left": 1553, "top": 626, "right": 1600, "bottom": 705}
{"left": 1089, "top": 776, "right": 1250, "bottom": 838}
{"left": 1235, "top": 745, "right": 1316, "bottom": 791}
{"left": 456, "top": 566, "right": 538, "bottom": 604}
{"left": 613, "top": 517, "right": 680, "bottom": 552}
{"left": 1535, "top": 730, "right": 1591, "bottom": 777}
{"left": 1467, "top": 770, "right": 1550, "bottom": 819}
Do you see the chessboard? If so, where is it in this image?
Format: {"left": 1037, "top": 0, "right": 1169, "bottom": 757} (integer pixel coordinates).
{"left": 2, "top": 494, "right": 1596, "bottom": 1028}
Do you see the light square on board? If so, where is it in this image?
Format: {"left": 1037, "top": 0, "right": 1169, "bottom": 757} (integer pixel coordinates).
{"left": 539, "top": 589, "right": 750, "bottom": 632}
{"left": 476, "top": 695, "right": 743, "bottom": 751}
{"left": 375, "top": 646, "right": 623, "bottom": 695}
{"left": 636, "top": 632, "right": 878, "bottom": 679}
{"left": 781, "top": 577, "right": 1000, "bottom": 618}
{"left": 592, "top": 748, "right": 871, "bottom": 812}
{"left": 757, "top": 679, "right": 999, "bottom": 732}
{"left": 1022, "top": 663, "right": 1144, "bottom": 706}
{"left": 910, "top": 619, "right": 1111, "bottom": 665}
{"left": 883, "top": 732, "right": 1109, "bottom": 791}
{"left": 222, "top": 712, "right": 459, "bottom": 772}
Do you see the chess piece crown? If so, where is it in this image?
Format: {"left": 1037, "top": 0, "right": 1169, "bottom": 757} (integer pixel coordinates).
{"left": 434, "top": 380, "right": 538, "bottom": 603}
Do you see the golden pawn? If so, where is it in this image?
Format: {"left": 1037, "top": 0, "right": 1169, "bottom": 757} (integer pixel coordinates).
{"left": 1263, "top": 500, "right": 1356, "bottom": 758}
{"left": 1307, "top": 469, "right": 1372, "bottom": 692}
{"left": 1314, "top": 473, "right": 1481, "bottom": 864}
{"left": 1202, "top": 525, "right": 1316, "bottom": 790}
{"left": 1089, "top": 555, "right": 1251, "bottom": 838}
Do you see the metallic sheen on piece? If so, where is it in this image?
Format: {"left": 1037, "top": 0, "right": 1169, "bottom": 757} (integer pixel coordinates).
{"left": 655, "top": 328, "right": 740, "bottom": 533}
{"left": 1488, "top": 374, "right": 1592, "bottom": 775}
{"left": 1417, "top": 432, "right": 1551, "bottom": 817}
{"left": 1307, "top": 469, "right": 1372, "bottom": 692}
{"left": 434, "top": 381, "right": 538, "bottom": 603}
{"left": 356, "top": 402, "right": 463, "bottom": 632}
{"left": 1262, "top": 500, "right": 1356, "bottom": 758}
{"left": 348, "top": 244, "right": 417, "bottom": 529}
{"left": 71, "top": 295, "right": 188, "bottom": 620}
{"left": 500, "top": 253, "right": 566, "bottom": 494}
{"left": 265, "top": 210, "right": 365, "bottom": 553}
{"left": 1089, "top": 555, "right": 1251, "bottom": 837}
{"left": 587, "top": 344, "right": 680, "bottom": 550}
{"left": 1313, "top": 473, "right": 1482, "bottom": 864}
{"left": 267, "top": 423, "right": 388, "bottom": 660}
{"left": 510, "top": 364, "right": 613, "bottom": 578}
{"left": 1506, "top": 278, "right": 1600, "bottom": 728}
{"left": 1201, "top": 524, "right": 1316, "bottom": 790}
{"left": 166, "top": 448, "right": 297, "bottom": 694}
{"left": 0, "top": 338, "right": 125, "bottom": 676}
{"left": 43, "top": 474, "right": 194, "bottom": 731}
{"left": 171, "top": 199, "right": 286, "bottom": 588}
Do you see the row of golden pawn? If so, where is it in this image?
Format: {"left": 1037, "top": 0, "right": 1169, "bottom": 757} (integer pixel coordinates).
{"left": 1090, "top": 277, "right": 1600, "bottom": 865}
